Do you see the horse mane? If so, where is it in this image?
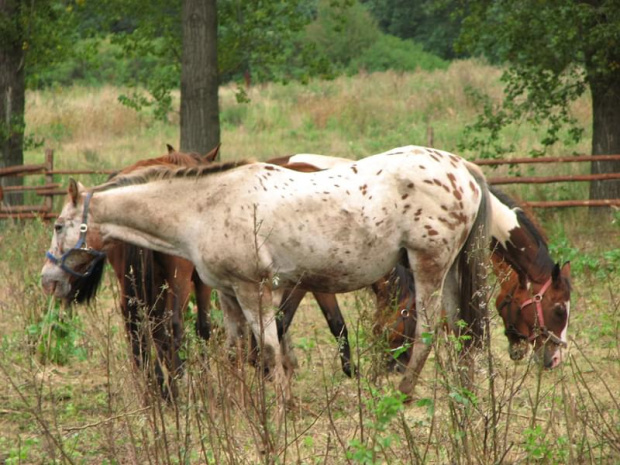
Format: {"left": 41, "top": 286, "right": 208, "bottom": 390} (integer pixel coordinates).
{"left": 120, "top": 152, "right": 205, "bottom": 174}
{"left": 105, "top": 151, "right": 206, "bottom": 181}
{"left": 95, "top": 159, "right": 252, "bottom": 192}
{"left": 490, "top": 186, "right": 555, "bottom": 273}
{"left": 64, "top": 258, "right": 106, "bottom": 305}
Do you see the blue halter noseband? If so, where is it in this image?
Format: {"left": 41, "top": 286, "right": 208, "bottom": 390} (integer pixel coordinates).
{"left": 46, "top": 192, "right": 106, "bottom": 278}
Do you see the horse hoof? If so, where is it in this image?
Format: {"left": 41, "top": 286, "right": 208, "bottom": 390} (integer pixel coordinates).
{"left": 342, "top": 361, "right": 358, "bottom": 378}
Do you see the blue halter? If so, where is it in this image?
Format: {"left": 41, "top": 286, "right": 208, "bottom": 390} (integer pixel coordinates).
{"left": 45, "top": 192, "right": 106, "bottom": 278}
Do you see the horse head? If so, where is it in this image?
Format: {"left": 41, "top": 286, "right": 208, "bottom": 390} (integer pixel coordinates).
{"left": 494, "top": 256, "right": 571, "bottom": 368}
{"left": 41, "top": 179, "right": 108, "bottom": 300}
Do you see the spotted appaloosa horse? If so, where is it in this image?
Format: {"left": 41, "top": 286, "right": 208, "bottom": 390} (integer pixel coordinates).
{"left": 41, "top": 145, "right": 491, "bottom": 401}
{"left": 58, "top": 145, "right": 218, "bottom": 400}
{"left": 278, "top": 155, "right": 571, "bottom": 371}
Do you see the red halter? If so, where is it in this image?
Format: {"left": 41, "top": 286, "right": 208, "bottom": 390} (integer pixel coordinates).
{"left": 519, "top": 278, "right": 566, "bottom": 347}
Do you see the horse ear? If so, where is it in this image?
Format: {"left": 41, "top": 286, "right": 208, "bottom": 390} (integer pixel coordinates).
{"left": 561, "top": 261, "right": 571, "bottom": 279}
{"left": 552, "top": 263, "right": 561, "bottom": 283}
{"left": 552, "top": 261, "right": 571, "bottom": 286}
{"left": 166, "top": 144, "right": 175, "bottom": 154}
{"left": 68, "top": 178, "right": 81, "bottom": 205}
{"left": 204, "top": 143, "right": 221, "bottom": 163}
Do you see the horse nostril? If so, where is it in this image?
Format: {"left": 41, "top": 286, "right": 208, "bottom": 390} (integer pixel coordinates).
{"left": 41, "top": 278, "right": 57, "bottom": 295}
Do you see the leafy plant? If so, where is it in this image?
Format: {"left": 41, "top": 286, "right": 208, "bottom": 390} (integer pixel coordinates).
{"left": 347, "top": 386, "right": 406, "bottom": 464}
{"left": 27, "top": 300, "right": 88, "bottom": 365}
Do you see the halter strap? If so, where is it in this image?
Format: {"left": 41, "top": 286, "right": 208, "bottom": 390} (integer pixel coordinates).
{"left": 46, "top": 192, "right": 106, "bottom": 278}
{"left": 519, "top": 278, "right": 566, "bottom": 347}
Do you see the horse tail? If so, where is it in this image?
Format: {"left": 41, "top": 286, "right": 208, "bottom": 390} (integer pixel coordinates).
{"left": 457, "top": 163, "right": 491, "bottom": 349}
{"left": 123, "top": 244, "right": 162, "bottom": 317}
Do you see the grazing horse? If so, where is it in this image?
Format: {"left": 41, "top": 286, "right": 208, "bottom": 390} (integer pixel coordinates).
{"left": 373, "top": 188, "right": 571, "bottom": 370}
{"left": 61, "top": 145, "right": 219, "bottom": 400}
{"left": 41, "top": 146, "right": 491, "bottom": 400}
{"left": 489, "top": 189, "right": 571, "bottom": 367}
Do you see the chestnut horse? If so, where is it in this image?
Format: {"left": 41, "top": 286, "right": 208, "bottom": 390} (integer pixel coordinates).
{"left": 63, "top": 145, "right": 218, "bottom": 400}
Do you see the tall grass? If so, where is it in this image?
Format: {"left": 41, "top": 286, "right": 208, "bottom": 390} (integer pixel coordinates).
{"left": 24, "top": 59, "right": 590, "bottom": 168}
{"left": 2, "top": 60, "right": 618, "bottom": 463}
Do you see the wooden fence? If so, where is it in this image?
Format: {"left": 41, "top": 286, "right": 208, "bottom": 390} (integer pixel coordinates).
{"left": 1, "top": 149, "right": 620, "bottom": 220}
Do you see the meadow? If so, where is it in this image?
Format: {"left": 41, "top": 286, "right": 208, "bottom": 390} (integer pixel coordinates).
{"left": 0, "top": 59, "right": 618, "bottom": 464}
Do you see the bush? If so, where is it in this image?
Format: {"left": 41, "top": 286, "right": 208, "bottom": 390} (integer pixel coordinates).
{"left": 305, "top": 0, "right": 381, "bottom": 69}
{"left": 348, "top": 34, "right": 448, "bottom": 74}
{"left": 28, "top": 37, "right": 168, "bottom": 89}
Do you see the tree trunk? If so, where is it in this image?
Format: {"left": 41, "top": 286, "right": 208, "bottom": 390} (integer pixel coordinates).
{"left": 0, "top": 0, "right": 26, "bottom": 206}
{"left": 587, "top": 62, "right": 620, "bottom": 205}
{"left": 180, "top": 0, "right": 220, "bottom": 156}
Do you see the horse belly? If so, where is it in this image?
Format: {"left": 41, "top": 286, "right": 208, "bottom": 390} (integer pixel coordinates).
{"left": 266, "top": 225, "right": 402, "bottom": 294}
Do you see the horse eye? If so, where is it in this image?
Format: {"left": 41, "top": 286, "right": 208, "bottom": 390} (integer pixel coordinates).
{"left": 554, "top": 304, "right": 566, "bottom": 318}
{"left": 54, "top": 223, "right": 64, "bottom": 233}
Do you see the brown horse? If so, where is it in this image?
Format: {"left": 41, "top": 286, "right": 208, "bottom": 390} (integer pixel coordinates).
{"left": 66, "top": 145, "right": 218, "bottom": 400}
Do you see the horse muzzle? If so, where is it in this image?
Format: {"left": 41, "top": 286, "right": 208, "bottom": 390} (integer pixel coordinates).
{"left": 508, "top": 339, "right": 529, "bottom": 361}
{"left": 41, "top": 263, "right": 71, "bottom": 298}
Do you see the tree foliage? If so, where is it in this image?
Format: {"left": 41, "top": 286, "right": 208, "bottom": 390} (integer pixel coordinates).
{"left": 361, "top": 0, "right": 464, "bottom": 59}
{"left": 457, "top": 1, "right": 620, "bottom": 155}
{"left": 85, "top": 0, "right": 328, "bottom": 118}
{"left": 305, "top": 0, "right": 380, "bottom": 69}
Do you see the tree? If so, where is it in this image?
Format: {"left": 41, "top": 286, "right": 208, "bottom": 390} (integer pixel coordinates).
{"left": 0, "top": 0, "right": 77, "bottom": 206}
{"left": 458, "top": 0, "right": 620, "bottom": 202}
{"left": 180, "top": 0, "right": 219, "bottom": 154}
{"left": 0, "top": 0, "right": 26, "bottom": 205}
{"left": 107, "top": 0, "right": 323, "bottom": 110}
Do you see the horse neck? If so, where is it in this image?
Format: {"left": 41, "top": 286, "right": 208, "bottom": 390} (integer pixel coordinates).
{"left": 90, "top": 184, "right": 194, "bottom": 261}
{"left": 490, "top": 193, "right": 554, "bottom": 283}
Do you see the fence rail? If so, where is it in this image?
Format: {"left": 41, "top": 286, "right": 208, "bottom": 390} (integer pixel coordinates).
{"left": 1, "top": 149, "right": 620, "bottom": 220}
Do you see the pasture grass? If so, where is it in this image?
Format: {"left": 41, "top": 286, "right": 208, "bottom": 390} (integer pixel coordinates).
{"left": 1, "top": 59, "right": 618, "bottom": 463}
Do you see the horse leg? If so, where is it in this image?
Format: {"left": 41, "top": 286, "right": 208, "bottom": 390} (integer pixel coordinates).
{"left": 122, "top": 297, "right": 148, "bottom": 373}
{"left": 234, "top": 282, "right": 291, "bottom": 403}
{"left": 166, "top": 277, "right": 188, "bottom": 377}
{"left": 192, "top": 270, "right": 212, "bottom": 341}
{"left": 312, "top": 292, "right": 355, "bottom": 377}
{"left": 218, "top": 291, "right": 250, "bottom": 366}
{"left": 275, "top": 288, "right": 307, "bottom": 374}
{"left": 398, "top": 252, "right": 449, "bottom": 398}
{"left": 150, "top": 297, "right": 178, "bottom": 401}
